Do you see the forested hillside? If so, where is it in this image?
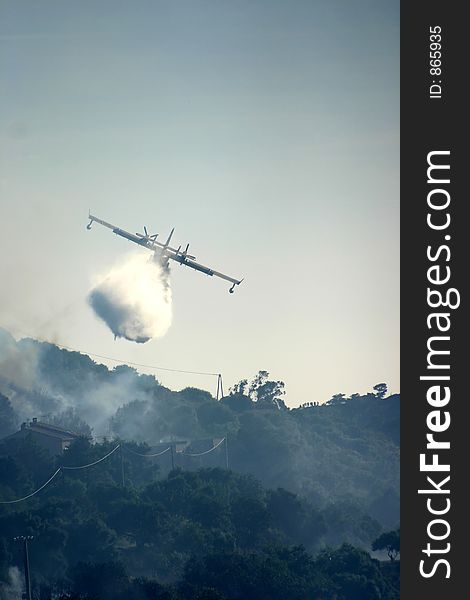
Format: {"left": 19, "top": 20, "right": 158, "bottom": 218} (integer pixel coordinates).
{"left": 0, "top": 329, "right": 400, "bottom": 598}
{"left": 0, "top": 329, "right": 399, "bottom": 528}
{"left": 0, "top": 437, "right": 399, "bottom": 599}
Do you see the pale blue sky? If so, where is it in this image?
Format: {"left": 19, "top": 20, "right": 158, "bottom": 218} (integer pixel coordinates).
{"left": 0, "top": 0, "right": 399, "bottom": 405}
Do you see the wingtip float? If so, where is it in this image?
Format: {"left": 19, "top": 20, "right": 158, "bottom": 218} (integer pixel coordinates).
{"left": 86, "top": 213, "right": 243, "bottom": 294}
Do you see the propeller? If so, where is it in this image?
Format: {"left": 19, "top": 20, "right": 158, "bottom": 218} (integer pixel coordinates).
{"left": 135, "top": 226, "right": 159, "bottom": 241}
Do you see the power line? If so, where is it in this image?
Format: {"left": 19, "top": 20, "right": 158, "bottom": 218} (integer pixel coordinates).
{"left": 61, "top": 444, "right": 121, "bottom": 470}
{"left": 0, "top": 468, "right": 62, "bottom": 505}
{"left": 122, "top": 445, "right": 171, "bottom": 458}
{"left": 12, "top": 330, "right": 226, "bottom": 401}
{"left": 0, "top": 438, "right": 228, "bottom": 504}
{"left": 0, "top": 447, "right": 124, "bottom": 505}
{"left": 182, "top": 438, "right": 226, "bottom": 457}
{"left": 17, "top": 331, "right": 220, "bottom": 377}
{"left": 60, "top": 348, "right": 220, "bottom": 377}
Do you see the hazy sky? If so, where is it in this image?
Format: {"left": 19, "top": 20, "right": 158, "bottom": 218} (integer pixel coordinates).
{"left": 0, "top": 0, "right": 399, "bottom": 406}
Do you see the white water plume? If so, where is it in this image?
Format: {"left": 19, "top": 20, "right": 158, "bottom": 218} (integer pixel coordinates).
{"left": 88, "top": 252, "right": 172, "bottom": 343}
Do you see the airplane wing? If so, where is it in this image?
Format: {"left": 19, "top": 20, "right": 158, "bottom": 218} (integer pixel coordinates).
{"left": 87, "top": 212, "right": 243, "bottom": 292}
{"left": 87, "top": 213, "right": 156, "bottom": 248}
{"left": 168, "top": 252, "right": 243, "bottom": 291}
{"left": 87, "top": 214, "right": 196, "bottom": 257}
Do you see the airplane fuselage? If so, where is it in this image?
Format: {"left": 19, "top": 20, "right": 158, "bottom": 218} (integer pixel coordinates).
{"left": 87, "top": 213, "right": 242, "bottom": 293}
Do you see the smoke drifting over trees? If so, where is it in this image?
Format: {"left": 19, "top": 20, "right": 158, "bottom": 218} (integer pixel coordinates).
{"left": 0, "top": 453, "right": 400, "bottom": 599}
{"left": 88, "top": 252, "right": 172, "bottom": 343}
{"left": 0, "top": 329, "right": 400, "bottom": 597}
{"left": 0, "top": 329, "right": 399, "bottom": 529}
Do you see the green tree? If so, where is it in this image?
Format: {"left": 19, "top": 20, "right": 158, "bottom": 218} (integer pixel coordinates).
{"left": 249, "top": 371, "right": 286, "bottom": 409}
{"left": 327, "top": 393, "right": 346, "bottom": 405}
{"left": 316, "top": 543, "right": 393, "bottom": 599}
{"left": 221, "top": 393, "right": 254, "bottom": 413}
{"left": 181, "top": 546, "right": 329, "bottom": 600}
{"left": 65, "top": 518, "right": 117, "bottom": 565}
{"left": 69, "top": 561, "right": 129, "bottom": 600}
{"left": 229, "top": 379, "right": 249, "bottom": 396}
{"left": 373, "top": 383, "right": 388, "bottom": 400}
{"left": 196, "top": 402, "right": 238, "bottom": 435}
{"left": 372, "top": 529, "right": 400, "bottom": 561}
{"left": 267, "top": 488, "right": 326, "bottom": 548}
{"left": 0, "top": 393, "right": 17, "bottom": 438}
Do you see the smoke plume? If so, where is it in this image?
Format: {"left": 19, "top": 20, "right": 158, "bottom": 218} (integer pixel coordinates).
{"left": 0, "top": 329, "right": 166, "bottom": 439}
{"left": 0, "top": 567, "right": 23, "bottom": 600}
{"left": 88, "top": 252, "right": 172, "bottom": 343}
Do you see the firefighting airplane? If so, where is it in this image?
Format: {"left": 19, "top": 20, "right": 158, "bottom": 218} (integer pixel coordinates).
{"left": 86, "top": 213, "right": 243, "bottom": 293}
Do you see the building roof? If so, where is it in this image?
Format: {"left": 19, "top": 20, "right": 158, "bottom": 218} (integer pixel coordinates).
{"left": 3, "top": 419, "right": 83, "bottom": 442}
{"left": 27, "top": 421, "right": 82, "bottom": 440}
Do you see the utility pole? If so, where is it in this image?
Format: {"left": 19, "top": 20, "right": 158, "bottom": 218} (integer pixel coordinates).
{"left": 120, "top": 445, "right": 125, "bottom": 487}
{"left": 216, "top": 374, "right": 225, "bottom": 400}
{"left": 13, "top": 535, "right": 33, "bottom": 600}
{"left": 170, "top": 443, "right": 175, "bottom": 470}
{"left": 224, "top": 435, "right": 229, "bottom": 469}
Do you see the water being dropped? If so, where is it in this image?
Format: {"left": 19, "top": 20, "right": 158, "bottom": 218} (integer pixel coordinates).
{"left": 89, "top": 252, "right": 172, "bottom": 343}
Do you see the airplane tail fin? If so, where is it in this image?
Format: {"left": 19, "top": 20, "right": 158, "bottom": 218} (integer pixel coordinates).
{"left": 163, "top": 228, "right": 175, "bottom": 250}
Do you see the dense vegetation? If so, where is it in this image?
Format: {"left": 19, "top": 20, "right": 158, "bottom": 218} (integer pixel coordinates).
{"left": 0, "top": 330, "right": 399, "bottom": 525}
{"left": 0, "top": 329, "right": 400, "bottom": 598}
{"left": 0, "top": 436, "right": 399, "bottom": 599}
